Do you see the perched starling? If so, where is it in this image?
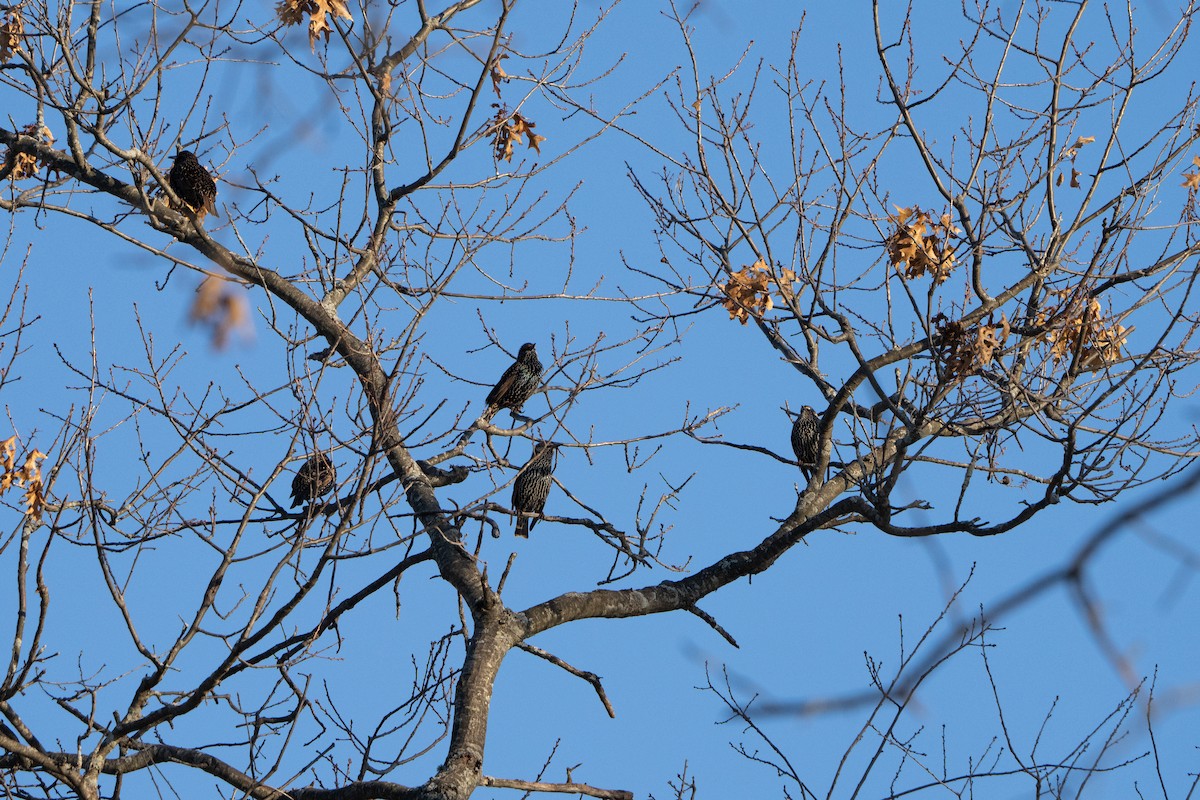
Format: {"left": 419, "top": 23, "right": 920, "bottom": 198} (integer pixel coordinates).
{"left": 485, "top": 342, "right": 542, "bottom": 416}
{"left": 291, "top": 452, "right": 336, "bottom": 508}
{"left": 168, "top": 150, "right": 219, "bottom": 218}
{"left": 512, "top": 441, "right": 559, "bottom": 537}
{"left": 791, "top": 405, "right": 819, "bottom": 480}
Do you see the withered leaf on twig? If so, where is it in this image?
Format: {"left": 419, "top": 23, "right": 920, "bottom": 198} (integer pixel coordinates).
{"left": 885, "top": 205, "right": 959, "bottom": 283}
{"left": 275, "top": 0, "right": 353, "bottom": 51}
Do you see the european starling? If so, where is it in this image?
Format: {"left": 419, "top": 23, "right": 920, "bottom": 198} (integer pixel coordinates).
{"left": 168, "top": 150, "right": 219, "bottom": 218}
{"left": 485, "top": 342, "right": 542, "bottom": 416}
{"left": 291, "top": 452, "right": 336, "bottom": 508}
{"left": 512, "top": 441, "right": 559, "bottom": 537}
{"left": 791, "top": 405, "right": 819, "bottom": 480}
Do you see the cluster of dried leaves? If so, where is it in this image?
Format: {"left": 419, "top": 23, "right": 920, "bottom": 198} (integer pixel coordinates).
{"left": 4, "top": 124, "right": 53, "bottom": 181}
{"left": 488, "top": 109, "right": 545, "bottom": 163}
{"left": 885, "top": 206, "right": 960, "bottom": 283}
{"left": 275, "top": 0, "right": 351, "bottom": 51}
{"left": 0, "top": 7, "right": 22, "bottom": 60}
{"left": 191, "top": 275, "right": 251, "bottom": 348}
{"left": 1, "top": 437, "right": 47, "bottom": 523}
{"left": 933, "top": 312, "right": 1011, "bottom": 379}
{"left": 720, "top": 261, "right": 797, "bottom": 324}
{"left": 1055, "top": 135, "right": 1095, "bottom": 188}
{"left": 486, "top": 54, "right": 547, "bottom": 163}
{"left": 932, "top": 291, "right": 1126, "bottom": 378}
{"left": 1040, "top": 288, "right": 1129, "bottom": 371}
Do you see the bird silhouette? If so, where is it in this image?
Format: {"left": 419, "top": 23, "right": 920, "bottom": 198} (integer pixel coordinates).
{"left": 485, "top": 342, "right": 542, "bottom": 417}
{"left": 168, "top": 150, "right": 218, "bottom": 218}
{"left": 512, "top": 441, "right": 559, "bottom": 537}
{"left": 791, "top": 405, "right": 819, "bottom": 480}
{"left": 291, "top": 452, "right": 335, "bottom": 508}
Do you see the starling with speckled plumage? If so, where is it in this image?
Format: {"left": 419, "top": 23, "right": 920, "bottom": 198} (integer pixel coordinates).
{"left": 512, "top": 441, "right": 558, "bottom": 537}
{"left": 485, "top": 342, "right": 542, "bottom": 417}
{"left": 791, "top": 405, "right": 819, "bottom": 480}
{"left": 168, "top": 150, "right": 219, "bottom": 218}
{"left": 291, "top": 452, "right": 336, "bottom": 508}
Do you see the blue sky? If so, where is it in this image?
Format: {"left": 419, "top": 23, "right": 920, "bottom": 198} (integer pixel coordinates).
{"left": 3, "top": 0, "right": 1200, "bottom": 798}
